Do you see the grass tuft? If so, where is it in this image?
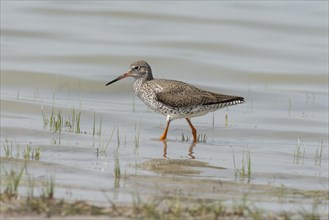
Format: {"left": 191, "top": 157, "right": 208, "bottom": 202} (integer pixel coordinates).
{"left": 182, "top": 133, "right": 207, "bottom": 143}
{"left": 114, "top": 149, "right": 121, "bottom": 188}
{"left": 97, "top": 113, "right": 102, "bottom": 136}
{"left": 0, "top": 187, "right": 326, "bottom": 219}
{"left": 1, "top": 168, "right": 24, "bottom": 198}
{"left": 42, "top": 106, "right": 82, "bottom": 134}
{"left": 314, "top": 139, "right": 323, "bottom": 167}
{"left": 2, "top": 139, "right": 13, "bottom": 158}
{"left": 97, "top": 126, "right": 116, "bottom": 156}
{"left": 181, "top": 133, "right": 190, "bottom": 142}
{"left": 41, "top": 177, "right": 55, "bottom": 200}
{"left": 22, "top": 145, "right": 41, "bottom": 160}
{"left": 117, "top": 126, "right": 120, "bottom": 147}
{"left": 134, "top": 121, "right": 141, "bottom": 154}
{"left": 294, "top": 136, "right": 305, "bottom": 165}
{"left": 197, "top": 133, "right": 207, "bottom": 143}
{"left": 233, "top": 149, "right": 252, "bottom": 181}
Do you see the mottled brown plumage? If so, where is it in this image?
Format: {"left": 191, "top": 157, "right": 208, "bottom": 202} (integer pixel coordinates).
{"left": 155, "top": 80, "right": 242, "bottom": 108}
{"left": 106, "top": 60, "right": 244, "bottom": 143}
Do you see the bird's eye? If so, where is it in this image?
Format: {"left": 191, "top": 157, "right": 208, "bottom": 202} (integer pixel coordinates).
{"left": 133, "top": 66, "right": 140, "bottom": 71}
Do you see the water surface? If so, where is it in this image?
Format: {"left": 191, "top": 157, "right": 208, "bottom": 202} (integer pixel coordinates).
{"left": 1, "top": 1, "right": 328, "bottom": 217}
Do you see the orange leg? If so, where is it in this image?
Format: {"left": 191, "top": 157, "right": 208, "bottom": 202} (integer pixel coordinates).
{"left": 160, "top": 116, "right": 171, "bottom": 141}
{"left": 185, "top": 118, "right": 197, "bottom": 143}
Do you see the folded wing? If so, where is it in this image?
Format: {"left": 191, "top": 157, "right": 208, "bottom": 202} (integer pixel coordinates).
{"left": 155, "top": 80, "right": 244, "bottom": 108}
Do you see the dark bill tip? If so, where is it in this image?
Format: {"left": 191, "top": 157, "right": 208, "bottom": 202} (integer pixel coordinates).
{"left": 105, "top": 73, "right": 128, "bottom": 86}
{"left": 105, "top": 78, "right": 119, "bottom": 86}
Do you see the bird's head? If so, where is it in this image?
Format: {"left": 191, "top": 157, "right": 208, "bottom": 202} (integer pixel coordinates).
{"left": 106, "top": 60, "right": 153, "bottom": 86}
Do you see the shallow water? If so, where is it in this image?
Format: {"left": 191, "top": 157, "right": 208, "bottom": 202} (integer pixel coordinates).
{"left": 1, "top": 1, "right": 328, "bottom": 216}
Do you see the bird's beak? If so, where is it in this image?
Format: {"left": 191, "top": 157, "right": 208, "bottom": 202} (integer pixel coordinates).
{"left": 105, "top": 71, "right": 134, "bottom": 86}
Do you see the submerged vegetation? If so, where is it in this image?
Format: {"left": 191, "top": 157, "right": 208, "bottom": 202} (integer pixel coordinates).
{"left": 134, "top": 120, "right": 141, "bottom": 155}
{"left": 2, "top": 139, "right": 14, "bottom": 158}
{"left": 197, "top": 133, "right": 207, "bottom": 143}
{"left": 233, "top": 149, "right": 252, "bottom": 181}
{"left": 2, "top": 92, "right": 326, "bottom": 219}
{"left": 294, "top": 136, "right": 305, "bottom": 165}
{"left": 1, "top": 171, "right": 327, "bottom": 220}
{"left": 314, "top": 139, "right": 324, "bottom": 166}
{"left": 41, "top": 106, "right": 81, "bottom": 134}
{"left": 181, "top": 133, "right": 207, "bottom": 143}
{"left": 113, "top": 148, "right": 121, "bottom": 188}
{"left": 1, "top": 134, "right": 327, "bottom": 219}
{"left": 2, "top": 139, "right": 41, "bottom": 161}
{"left": 291, "top": 137, "right": 325, "bottom": 167}
{"left": 1, "top": 167, "right": 55, "bottom": 200}
{"left": 1, "top": 168, "right": 24, "bottom": 199}
{"left": 23, "top": 145, "right": 41, "bottom": 161}
{"left": 181, "top": 133, "right": 190, "bottom": 142}
{"left": 96, "top": 125, "right": 116, "bottom": 157}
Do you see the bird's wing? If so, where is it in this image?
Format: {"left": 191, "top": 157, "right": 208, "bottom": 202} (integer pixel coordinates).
{"left": 155, "top": 80, "right": 242, "bottom": 108}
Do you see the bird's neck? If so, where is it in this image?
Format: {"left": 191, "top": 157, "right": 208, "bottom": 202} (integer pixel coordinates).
{"left": 133, "top": 77, "right": 147, "bottom": 95}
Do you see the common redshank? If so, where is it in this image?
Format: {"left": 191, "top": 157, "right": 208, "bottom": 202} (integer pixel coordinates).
{"left": 106, "top": 60, "right": 244, "bottom": 143}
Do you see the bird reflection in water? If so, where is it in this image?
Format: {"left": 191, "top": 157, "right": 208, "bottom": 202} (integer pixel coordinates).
{"left": 162, "top": 141, "right": 197, "bottom": 159}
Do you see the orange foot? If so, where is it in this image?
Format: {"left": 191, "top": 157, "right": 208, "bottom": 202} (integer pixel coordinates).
{"left": 160, "top": 118, "right": 171, "bottom": 141}
{"left": 159, "top": 134, "right": 167, "bottom": 141}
